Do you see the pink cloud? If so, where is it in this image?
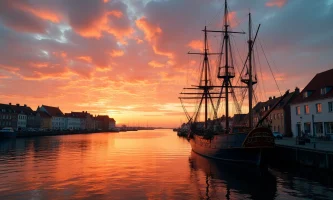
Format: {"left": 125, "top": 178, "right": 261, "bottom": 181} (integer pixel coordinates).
{"left": 266, "top": 0, "right": 288, "bottom": 8}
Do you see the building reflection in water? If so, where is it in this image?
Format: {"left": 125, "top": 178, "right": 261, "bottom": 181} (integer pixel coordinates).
{"left": 189, "top": 151, "right": 277, "bottom": 200}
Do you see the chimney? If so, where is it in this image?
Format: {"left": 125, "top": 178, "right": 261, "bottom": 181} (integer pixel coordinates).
{"left": 269, "top": 97, "right": 272, "bottom": 100}
{"left": 9, "top": 103, "right": 11, "bottom": 105}
{"left": 295, "top": 87, "right": 300, "bottom": 94}
{"left": 16, "top": 104, "right": 19, "bottom": 106}
{"left": 82, "top": 111, "right": 84, "bottom": 113}
{"left": 24, "top": 104, "right": 27, "bottom": 107}
{"left": 273, "top": 96, "right": 275, "bottom": 99}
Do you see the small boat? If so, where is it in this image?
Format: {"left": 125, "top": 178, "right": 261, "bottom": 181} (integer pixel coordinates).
{"left": 179, "top": 0, "right": 289, "bottom": 167}
{"left": 0, "top": 127, "right": 17, "bottom": 138}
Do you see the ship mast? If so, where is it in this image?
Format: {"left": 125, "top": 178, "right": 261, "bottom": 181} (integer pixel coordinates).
{"left": 224, "top": 0, "right": 230, "bottom": 132}
{"left": 180, "top": 27, "right": 220, "bottom": 129}
{"left": 206, "top": 0, "right": 245, "bottom": 133}
{"left": 204, "top": 26, "right": 209, "bottom": 129}
{"left": 248, "top": 13, "right": 253, "bottom": 128}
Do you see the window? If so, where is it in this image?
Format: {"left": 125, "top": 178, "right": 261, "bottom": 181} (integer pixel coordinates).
{"left": 314, "top": 122, "right": 323, "bottom": 135}
{"left": 304, "top": 105, "right": 310, "bottom": 114}
{"left": 321, "top": 87, "right": 332, "bottom": 95}
{"left": 321, "top": 88, "right": 326, "bottom": 95}
{"left": 304, "top": 122, "right": 311, "bottom": 134}
{"left": 303, "top": 92, "right": 308, "bottom": 98}
{"left": 329, "top": 102, "right": 333, "bottom": 112}
{"left": 325, "top": 122, "right": 333, "bottom": 134}
{"left": 296, "top": 106, "right": 301, "bottom": 115}
{"left": 316, "top": 103, "right": 322, "bottom": 113}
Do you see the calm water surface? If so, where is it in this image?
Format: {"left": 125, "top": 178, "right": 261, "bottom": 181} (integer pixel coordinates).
{"left": 1, "top": 129, "right": 333, "bottom": 199}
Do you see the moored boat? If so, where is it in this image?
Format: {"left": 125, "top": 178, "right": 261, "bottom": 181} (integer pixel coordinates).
{"left": 0, "top": 127, "right": 17, "bottom": 139}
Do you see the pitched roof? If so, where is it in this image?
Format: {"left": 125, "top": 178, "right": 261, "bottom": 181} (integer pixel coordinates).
{"left": 41, "top": 105, "right": 64, "bottom": 117}
{"left": 253, "top": 91, "right": 297, "bottom": 114}
{"left": 0, "top": 103, "right": 14, "bottom": 113}
{"left": 71, "top": 111, "right": 90, "bottom": 118}
{"left": 95, "top": 115, "right": 109, "bottom": 120}
{"left": 38, "top": 111, "right": 51, "bottom": 118}
{"left": 10, "top": 104, "right": 34, "bottom": 115}
{"left": 291, "top": 68, "right": 333, "bottom": 104}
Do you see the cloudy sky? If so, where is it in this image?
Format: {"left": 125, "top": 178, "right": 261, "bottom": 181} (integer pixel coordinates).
{"left": 0, "top": 0, "right": 332, "bottom": 127}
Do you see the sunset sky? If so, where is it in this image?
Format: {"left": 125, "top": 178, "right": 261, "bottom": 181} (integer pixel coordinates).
{"left": 0, "top": 0, "right": 332, "bottom": 128}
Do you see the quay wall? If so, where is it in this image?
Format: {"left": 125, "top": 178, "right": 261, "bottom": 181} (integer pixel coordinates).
{"left": 271, "top": 144, "right": 333, "bottom": 170}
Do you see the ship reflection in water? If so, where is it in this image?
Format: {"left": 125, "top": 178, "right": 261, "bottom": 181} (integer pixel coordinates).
{"left": 189, "top": 151, "right": 277, "bottom": 199}
{"left": 1, "top": 129, "right": 333, "bottom": 199}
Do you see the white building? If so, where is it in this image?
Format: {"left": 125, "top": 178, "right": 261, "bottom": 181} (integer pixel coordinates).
{"left": 290, "top": 69, "right": 333, "bottom": 138}
{"left": 64, "top": 113, "right": 81, "bottom": 130}
{"left": 17, "top": 113, "right": 27, "bottom": 129}
{"left": 39, "top": 105, "right": 65, "bottom": 130}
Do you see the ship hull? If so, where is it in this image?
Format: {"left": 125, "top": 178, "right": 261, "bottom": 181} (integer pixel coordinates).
{"left": 189, "top": 129, "right": 274, "bottom": 166}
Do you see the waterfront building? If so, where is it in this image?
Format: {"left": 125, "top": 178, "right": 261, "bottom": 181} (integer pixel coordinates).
{"left": 37, "top": 111, "right": 52, "bottom": 130}
{"left": 109, "top": 118, "right": 116, "bottom": 130}
{"left": 95, "top": 115, "right": 110, "bottom": 131}
{"left": 290, "top": 69, "right": 333, "bottom": 138}
{"left": 38, "top": 105, "right": 65, "bottom": 130}
{"left": 64, "top": 113, "right": 81, "bottom": 130}
{"left": 70, "top": 111, "right": 94, "bottom": 130}
{"left": 253, "top": 88, "right": 299, "bottom": 136}
{"left": 9, "top": 104, "right": 28, "bottom": 130}
{"left": 0, "top": 104, "right": 15, "bottom": 129}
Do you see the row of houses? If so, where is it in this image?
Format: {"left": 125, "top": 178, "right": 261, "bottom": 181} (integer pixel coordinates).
{"left": 251, "top": 68, "right": 333, "bottom": 138}
{"left": 0, "top": 104, "right": 116, "bottom": 131}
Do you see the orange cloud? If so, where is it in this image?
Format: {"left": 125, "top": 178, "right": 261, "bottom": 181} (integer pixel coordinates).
{"left": 148, "top": 60, "right": 164, "bottom": 68}
{"left": 72, "top": 9, "right": 133, "bottom": 45}
{"left": 77, "top": 56, "right": 92, "bottom": 63}
{"left": 109, "top": 50, "right": 124, "bottom": 57}
{"left": 29, "top": 62, "right": 49, "bottom": 68}
{"left": 188, "top": 40, "right": 203, "bottom": 51}
{"left": 266, "top": 0, "right": 287, "bottom": 8}
{"left": 136, "top": 17, "right": 174, "bottom": 59}
{"left": 20, "top": 7, "right": 60, "bottom": 23}
{"left": 108, "top": 10, "right": 123, "bottom": 18}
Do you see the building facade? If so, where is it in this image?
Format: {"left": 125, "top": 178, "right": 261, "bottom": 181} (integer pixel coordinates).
{"left": 39, "top": 105, "right": 65, "bottom": 130}
{"left": 64, "top": 113, "right": 81, "bottom": 130}
{"left": 290, "top": 69, "right": 333, "bottom": 138}
{"left": 0, "top": 104, "right": 15, "bottom": 129}
{"left": 253, "top": 88, "right": 298, "bottom": 136}
{"left": 109, "top": 118, "right": 116, "bottom": 130}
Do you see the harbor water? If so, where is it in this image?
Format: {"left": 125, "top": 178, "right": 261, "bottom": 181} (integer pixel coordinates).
{"left": 1, "top": 129, "right": 333, "bottom": 199}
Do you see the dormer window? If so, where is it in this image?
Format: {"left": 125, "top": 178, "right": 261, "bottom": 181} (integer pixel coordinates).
{"left": 321, "top": 87, "right": 332, "bottom": 95}
{"left": 303, "top": 91, "right": 312, "bottom": 98}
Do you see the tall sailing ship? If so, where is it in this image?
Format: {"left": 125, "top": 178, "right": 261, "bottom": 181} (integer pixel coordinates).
{"left": 179, "top": 0, "right": 289, "bottom": 166}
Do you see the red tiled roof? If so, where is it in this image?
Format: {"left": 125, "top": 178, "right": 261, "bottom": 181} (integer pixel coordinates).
{"left": 41, "top": 105, "right": 64, "bottom": 117}
{"left": 291, "top": 69, "right": 333, "bottom": 104}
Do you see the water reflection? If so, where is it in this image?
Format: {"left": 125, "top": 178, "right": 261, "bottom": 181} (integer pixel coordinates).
{"left": 189, "top": 151, "right": 277, "bottom": 200}
{"left": 1, "top": 130, "right": 333, "bottom": 199}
